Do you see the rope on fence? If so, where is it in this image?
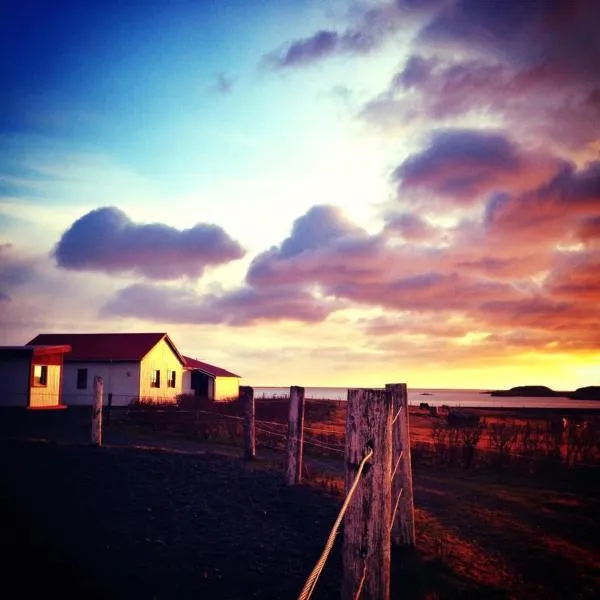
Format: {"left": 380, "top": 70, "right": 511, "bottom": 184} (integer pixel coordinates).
{"left": 391, "top": 450, "right": 404, "bottom": 482}
{"left": 298, "top": 448, "right": 374, "bottom": 600}
{"left": 392, "top": 406, "right": 402, "bottom": 425}
{"left": 389, "top": 488, "right": 403, "bottom": 533}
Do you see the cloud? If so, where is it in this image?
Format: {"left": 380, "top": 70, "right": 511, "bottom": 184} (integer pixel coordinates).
{"left": 484, "top": 161, "right": 600, "bottom": 244}
{"left": 247, "top": 205, "right": 387, "bottom": 288}
{"left": 361, "top": 1, "right": 600, "bottom": 155}
{"left": 266, "top": 30, "right": 339, "bottom": 69}
{"left": 392, "top": 129, "right": 560, "bottom": 204}
{"left": 102, "top": 282, "right": 335, "bottom": 326}
{"left": 383, "top": 212, "right": 443, "bottom": 242}
{"left": 0, "top": 243, "right": 38, "bottom": 300}
{"left": 577, "top": 216, "right": 600, "bottom": 245}
{"left": 53, "top": 206, "right": 245, "bottom": 279}
{"left": 545, "top": 250, "right": 600, "bottom": 302}
{"left": 263, "top": 2, "right": 412, "bottom": 70}
{"left": 419, "top": 0, "right": 600, "bottom": 82}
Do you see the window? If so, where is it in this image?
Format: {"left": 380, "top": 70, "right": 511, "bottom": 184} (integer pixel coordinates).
{"left": 151, "top": 370, "right": 161, "bottom": 388}
{"left": 168, "top": 370, "right": 176, "bottom": 388}
{"left": 77, "top": 368, "right": 88, "bottom": 390}
{"left": 33, "top": 365, "right": 48, "bottom": 386}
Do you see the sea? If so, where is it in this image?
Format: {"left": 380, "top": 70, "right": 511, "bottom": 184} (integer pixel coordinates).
{"left": 252, "top": 387, "right": 600, "bottom": 410}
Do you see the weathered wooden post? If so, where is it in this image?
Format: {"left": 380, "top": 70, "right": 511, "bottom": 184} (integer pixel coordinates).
{"left": 286, "top": 385, "right": 305, "bottom": 485}
{"left": 240, "top": 386, "right": 255, "bottom": 460}
{"left": 386, "top": 383, "right": 415, "bottom": 547}
{"left": 342, "top": 388, "right": 392, "bottom": 600}
{"left": 91, "top": 375, "right": 103, "bottom": 446}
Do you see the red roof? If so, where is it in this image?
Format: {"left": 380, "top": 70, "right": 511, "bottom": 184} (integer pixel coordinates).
{"left": 27, "top": 333, "right": 184, "bottom": 364}
{"left": 183, "top": 356, "right": 240, "bottom": 378}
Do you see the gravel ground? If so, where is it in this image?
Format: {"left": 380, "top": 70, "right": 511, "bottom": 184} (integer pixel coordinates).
{"left": 0, "top": 439, "right": 343, "bottom": 600}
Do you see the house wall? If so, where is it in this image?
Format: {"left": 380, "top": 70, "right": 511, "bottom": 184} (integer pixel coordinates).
{"left": 62, "top": 362, "right": 140, "bottom": 406}
{"left": 0, "top": 357, "right": 30, "bottom": 407}
{"left": 139, "top": 339, "right": 183, "bottom": 402}
{"left": 214, "top": 377, "right": 240, "bottom": 402}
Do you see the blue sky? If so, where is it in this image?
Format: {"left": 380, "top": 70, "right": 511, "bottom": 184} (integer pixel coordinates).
{"left": 1, "top": 0, "right": 599, "bottom": 389}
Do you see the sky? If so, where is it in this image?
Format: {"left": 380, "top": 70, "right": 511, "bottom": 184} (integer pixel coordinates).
{"left": 1, "top": 0, "right": 599, "bottom": 390}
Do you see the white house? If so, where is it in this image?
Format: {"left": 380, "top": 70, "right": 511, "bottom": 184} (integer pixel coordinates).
{"left": 183, "top": 356, "right": 241, "bottom": 402}
{"left": 0, "top": 345, "right": 71, "bottom": 408}
{"left": 27, "top": 333, "right": 186, "bottom": 406}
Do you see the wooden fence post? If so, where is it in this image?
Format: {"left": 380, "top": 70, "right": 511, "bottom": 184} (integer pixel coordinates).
{"left": 240, "top": 386, "right": 255, "bottom": 460}
{"left": 386, "top": 383, "right": 415, "bottom": 547}
{"left": 342, "top": 388, "right": 392, "bottom": 600}
{"left": 91, "top": 375, "right": 103, "bottom": 446}
{"left": 286, "top": 385, "right": 305, "bottom": 485}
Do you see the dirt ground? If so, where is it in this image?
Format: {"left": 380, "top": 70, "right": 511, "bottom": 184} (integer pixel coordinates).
{"left": 1, "top": 408, "right": 599, "bottom": 599}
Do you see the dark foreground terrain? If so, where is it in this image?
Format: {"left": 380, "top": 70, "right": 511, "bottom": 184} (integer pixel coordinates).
{"left": 0, "top": 439, "right": 343, "bottom": 599}
{"left": 1, "top": 408, "right": 599, "bottom": 599}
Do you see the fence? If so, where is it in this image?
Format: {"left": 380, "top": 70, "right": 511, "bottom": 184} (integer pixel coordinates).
{"left": 86, "top": 381, "right": 414, "bottom": 599}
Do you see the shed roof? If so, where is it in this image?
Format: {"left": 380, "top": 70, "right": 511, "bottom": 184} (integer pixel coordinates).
{"left": 27, "top": 333, "right": 185, "bottom": 365}
{"left": 183, "top": 356, "right": 240, "bottom": 378}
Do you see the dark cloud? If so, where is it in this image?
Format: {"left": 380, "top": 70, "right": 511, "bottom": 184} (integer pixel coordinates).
{"left": 392, "top": 129, "right": 558, "bottom": 204}
{"left": 102, "top": 282, "right": 334, "bottom": 326}
{"left": 419, "top": 0, "right": 600, "bottom": 80}
{"left": 53, "top": 206, "right": 245, "bottom": 280}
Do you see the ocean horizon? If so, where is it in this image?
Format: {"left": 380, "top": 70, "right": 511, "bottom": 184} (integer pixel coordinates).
{"left": 251, "top": 386, "right": 600, "bottom": 410}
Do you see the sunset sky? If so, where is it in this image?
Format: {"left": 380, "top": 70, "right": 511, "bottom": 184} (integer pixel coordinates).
{"left": 1, "top": 0, "right": 599, "bottom": 390}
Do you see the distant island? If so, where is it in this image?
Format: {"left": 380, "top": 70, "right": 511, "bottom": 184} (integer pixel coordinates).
{"left": 490, "top": 385, "right": 600, "bottom": 400}
{"left": 568, "top": 386, "right": 600, "bottom": 400}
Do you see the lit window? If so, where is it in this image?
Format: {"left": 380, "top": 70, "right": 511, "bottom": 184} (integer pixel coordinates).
{"left": 33, "top": 365, "right": 48, "bottom": 386}
{"left": 151, "top": 370, "right": 161, "bottom": 388}
{"left": 168, "top": 371, "right": 176, "bottom": 388}
{"left": 77, "top": 368, "right": 88, "bottom": 390}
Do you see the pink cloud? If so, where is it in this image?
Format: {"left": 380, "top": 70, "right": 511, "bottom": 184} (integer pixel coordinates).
{"left": 102, "top": 282, "right": 337, "bottom": 326}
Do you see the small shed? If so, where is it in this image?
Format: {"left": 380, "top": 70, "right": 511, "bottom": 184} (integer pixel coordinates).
{"left": 183, "top": 356, "right": 241, "bottom": 402}
{"left": 0, "top": 345, "right": 71, "bottom": 408}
